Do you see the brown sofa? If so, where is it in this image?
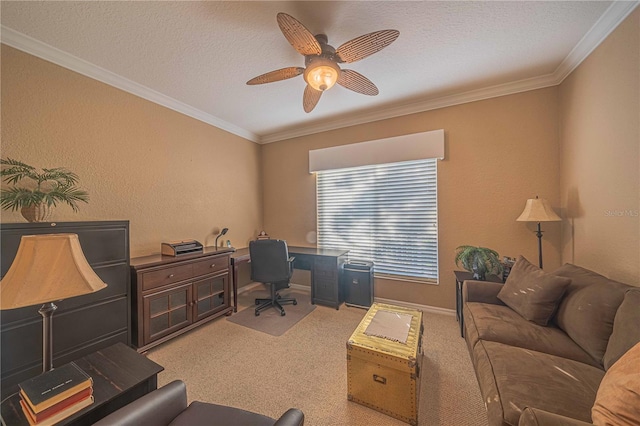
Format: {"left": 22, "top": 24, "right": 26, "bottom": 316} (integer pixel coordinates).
{"left": 462, "top": 262, "right": 639, "bottom": 426}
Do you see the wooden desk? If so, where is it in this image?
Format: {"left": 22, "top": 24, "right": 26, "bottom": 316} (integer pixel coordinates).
{"left": 454, "top": 271, "right": 503, "bottom": 338}
{"left": 0, "top": 343, "right": 163, "bottom": 426}
{"left": 231, "top": 246, "right": 349, "bottom": 310}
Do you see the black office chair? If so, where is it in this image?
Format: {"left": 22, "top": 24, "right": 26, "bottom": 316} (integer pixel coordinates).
{"left": 250, "top": 239, "right": 297, "bottom": 316}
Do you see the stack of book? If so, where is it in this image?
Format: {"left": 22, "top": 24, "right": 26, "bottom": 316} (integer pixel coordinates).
{"left": 18, "top": 362, "right": 94, "bottom": 426}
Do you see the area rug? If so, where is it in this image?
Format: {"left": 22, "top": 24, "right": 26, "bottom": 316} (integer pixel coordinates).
{"left": 226, "top": 289, "right": 316, "bottom": 336}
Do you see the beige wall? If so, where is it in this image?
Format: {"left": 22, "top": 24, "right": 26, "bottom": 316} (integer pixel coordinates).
{"left": 558, "top": 9, "right": 640, "bottom": 285}
{"left": 3, "top": 7, "right": 637, "bottom": 309}
{"left": 263, "top": 88, "right": 562, "bottom": 309}
{"left": 1, "top": 46, "right": 263, "bottom": 258}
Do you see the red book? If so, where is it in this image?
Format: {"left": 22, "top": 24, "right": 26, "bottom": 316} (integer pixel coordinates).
{"left": 20, "top": 387, "right": 93, "bottom": 424}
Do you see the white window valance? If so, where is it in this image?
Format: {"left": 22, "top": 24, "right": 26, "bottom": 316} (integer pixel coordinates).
{"left": 309, "top": 129, "right": 444, "bottom": 173}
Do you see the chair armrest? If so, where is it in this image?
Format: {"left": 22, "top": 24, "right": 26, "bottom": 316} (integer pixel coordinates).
{"left": 274, "top": 408, "right": 305, "bottom": 426}
{"left": 93, "top": 380, "right": 188, "bottom": 426}
{"left": 519, "top": 407, "right": 592, "bottom": 426}
{"left": 288, "top": 256, "right": 296, "bottom": 275}
{"left": 462, "top": 280, "right": 506, "bottom": 306}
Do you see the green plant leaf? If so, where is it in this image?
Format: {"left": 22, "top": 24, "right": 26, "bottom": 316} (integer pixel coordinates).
{"left": 0, "top": 158, "right": 89, "bottom": 213}
{"left": 454, "top": 245, "right": 504, "bottom": 277}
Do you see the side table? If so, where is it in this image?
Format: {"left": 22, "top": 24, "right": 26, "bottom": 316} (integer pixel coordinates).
{"left": 454, "top": 271, "right": 503, "bottom": 338}
{"left": 0, "top": 342, "right": 164, "bottom": 426}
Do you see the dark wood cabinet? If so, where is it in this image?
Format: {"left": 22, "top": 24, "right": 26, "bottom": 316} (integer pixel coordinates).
{"left": 131, "top": 248, "right": 233, "bottom": 352}
{"left": 0, "top": 221, "right": 131, "bottom": 399}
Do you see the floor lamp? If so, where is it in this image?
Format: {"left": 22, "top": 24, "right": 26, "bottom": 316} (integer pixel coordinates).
{"left": 516, "top": 196, "right": 561, "bottom": 269}
{"left": 0, "top": 234, "right": 107, "bottom": 372}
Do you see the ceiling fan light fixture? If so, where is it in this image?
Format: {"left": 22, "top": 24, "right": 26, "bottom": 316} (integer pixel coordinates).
{"left": 304, "top": 58, "right": 340, "bottom": 91}
{"left": 247, "top": 13, "right": 399, "bottom": 112}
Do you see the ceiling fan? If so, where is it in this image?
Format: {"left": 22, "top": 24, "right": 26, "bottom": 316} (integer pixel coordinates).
{"left": 246, "top": 13, "right": 399, "bottom": 113}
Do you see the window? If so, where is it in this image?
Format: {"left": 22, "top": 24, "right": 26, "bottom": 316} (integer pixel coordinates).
{"left": 316, "top": 159, "right": 438, "bottom": 282}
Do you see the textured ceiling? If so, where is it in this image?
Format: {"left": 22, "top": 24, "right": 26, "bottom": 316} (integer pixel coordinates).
{"left": 1, "top": 1, "right": 636, "bottom": 143}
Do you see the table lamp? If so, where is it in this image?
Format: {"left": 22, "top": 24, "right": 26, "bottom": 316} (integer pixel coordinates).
{"left": 215, "top": 228, "right": 228, "bottom": 248}
{"left": 0, "top": 234, "right": 107, "bottom": 372}
{"left": 516, "top": 196, "right": 561, "bottom": 269}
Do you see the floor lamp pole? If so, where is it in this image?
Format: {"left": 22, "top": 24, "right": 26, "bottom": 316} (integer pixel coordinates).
{"left": 38, "top": 302, "right": 57, "bottom": 372}
{"left": 535, "top": 222, "right": 544, "bottom": 269}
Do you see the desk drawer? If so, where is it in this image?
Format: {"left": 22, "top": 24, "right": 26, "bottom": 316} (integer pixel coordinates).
{"left": 192, "top": 256, "right": 228, "bottom": 277}
{"left": 313, "top": 258, "right": 338, "bottom": 281}
{"left": 142, "top": 264, "right": 193, "bottom": 291}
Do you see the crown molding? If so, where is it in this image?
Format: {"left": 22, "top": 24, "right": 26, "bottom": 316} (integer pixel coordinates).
{"left": 260, "top": 73, "right": 559, "bottom": 144}
{"left": 3, "top": 0, "right": 637, "bottom": 145}
{"left": 554, "top": 0, "right": 639, "bottom": 84}
{"left": 260, "top": 0, "right": 639, "bottom": 143}
{"left": 1, "top": 26, "right": 260, "bottom": 143}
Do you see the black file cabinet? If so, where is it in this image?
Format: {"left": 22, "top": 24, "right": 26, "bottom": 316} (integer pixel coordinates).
{"left": 343, "top": 260, "right": 374, "bottom": 308}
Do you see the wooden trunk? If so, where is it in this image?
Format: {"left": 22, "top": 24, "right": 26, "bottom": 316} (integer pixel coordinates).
{"left": 347, "top": 303, "right": 423, "bottom": 425}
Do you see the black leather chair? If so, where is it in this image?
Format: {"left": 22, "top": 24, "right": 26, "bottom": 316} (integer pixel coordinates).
{"left": 93, "top": 380, "right": 304, "bottom": 426}
{"left": 250, "top": 239, "right": 297, "bottom": 316}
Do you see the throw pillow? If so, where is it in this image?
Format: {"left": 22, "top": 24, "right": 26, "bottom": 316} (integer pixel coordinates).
{"left": 497, "top": 256, "right": 571, "bottom": 326}
{"left": 553, "top": 263, "right": 629, "bottom": 365}
{"left": 603, "top": 289, "right": 640, "bottom": 370}
{"left": 592, "top": 342, "right": 640, "bottom": 426}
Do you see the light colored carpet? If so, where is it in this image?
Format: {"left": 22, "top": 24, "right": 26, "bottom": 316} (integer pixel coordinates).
{"left": 146, "top": 286, "right": 488, "bottom": 426}
{"left": 226, "top": 289, "right": 316, "bottom": 336}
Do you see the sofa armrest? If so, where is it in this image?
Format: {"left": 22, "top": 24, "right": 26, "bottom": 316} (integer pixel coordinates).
{"left": 274, "top": 408, "right": 305, "bottom": 426}
{"left": 519, "top": 407, "right": 592, "bottom": 426}
{"left": 462, "top": 280, "right": 506, "bottom": 306}
{"left": 93, "top": 380, "right": 188, "bottom": 426}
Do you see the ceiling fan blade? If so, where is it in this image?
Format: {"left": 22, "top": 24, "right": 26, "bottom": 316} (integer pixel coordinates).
{"left": 337, "top": 69, "right": 379, "bottom": 96}
{"left": 303, "top": 85, "right": 322, "bottom": 113}
{"left": 246, "top": 67, "right": 304, "bottom": 85}
{"left": 336, "top": 30, "right": 400, "bottom": 63}
{"left": 277, "top": 13, "right": 322, "bottom": 56}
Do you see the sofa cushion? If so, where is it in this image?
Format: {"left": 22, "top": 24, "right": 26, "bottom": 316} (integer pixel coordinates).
{"left": 464, "top": 302, "right": 600, "bottom": 367}
{"left": 602, "top": 289, "right": 640, "bottom": 370}
{"left": 553, "top": 264, "right": 630, "bottom": 366}
{"left": 592, "top": 342, "right": 640, "bottom": 426}
{"left": 497, "top": 256, "right": 571, "bottom": 326}
{"left": 169, "top": 401, "right": 275, "bottom": 426}
{"left": 473, "top": 341, "right": 604, "bottom": 426}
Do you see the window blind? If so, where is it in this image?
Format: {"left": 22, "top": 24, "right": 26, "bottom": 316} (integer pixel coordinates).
{"left": 317, "top": 159, "right": 438, "bottom": 281}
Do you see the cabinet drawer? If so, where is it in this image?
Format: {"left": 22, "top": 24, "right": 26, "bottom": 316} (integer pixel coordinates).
{"left": 142, "top": 264, "right": 193, "bottom": 291}
{"left": 192, "top": 256, "right": 228, "bottom": 277}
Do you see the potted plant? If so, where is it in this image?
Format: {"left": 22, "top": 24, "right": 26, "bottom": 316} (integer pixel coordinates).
{"left": 454, "top": 245, "right": 503, "bottom": 281}
{"left": 0, "top": 158, "right": 89, "bottom": 222}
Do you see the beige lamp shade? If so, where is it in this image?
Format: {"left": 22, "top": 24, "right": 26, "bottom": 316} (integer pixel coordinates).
{"left": 0, "top": 234, "right": 107, "bottom": 310}
{"left": 516, "top": 197, "right": 562, "bottom": 222}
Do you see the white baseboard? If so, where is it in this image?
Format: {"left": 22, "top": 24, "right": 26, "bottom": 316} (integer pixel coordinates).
{"left": 289, "top": 283, "right": 311, "bottom": 292}
{"left": 238, "top": 282, "right": 309, "bottom": 294}
{"left": 374, "top": 297, "right": 456, "bottom": 317}
{"left": 239, "top": 282, "right": 455, "bottom": 316}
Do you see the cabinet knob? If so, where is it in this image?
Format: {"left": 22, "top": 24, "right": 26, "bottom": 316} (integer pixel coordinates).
{"left": 168, "top": 274, "right": 175, "bottom": 278}
{"left": 210, "top": 264, "right": 216, "bottom": 268}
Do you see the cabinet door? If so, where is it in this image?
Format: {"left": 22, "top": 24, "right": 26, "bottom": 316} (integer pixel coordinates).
{"left": 143, "top": 283, "right": 192, "bottom": 344}
{"left": 193, "top": 272, "right": 229, "bottom": 322}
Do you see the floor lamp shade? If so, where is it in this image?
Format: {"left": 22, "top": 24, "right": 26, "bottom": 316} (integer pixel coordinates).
{"left": 0, "top": 234, "right": 107, "bottom": 309}
{"left": 516, "top": 197, "right": 561, "bottom": 269}
{"left": 0, "top": 233, "right": 107, "bottom": 372}
{"left": 516, "top": 197, "right": 562, "bottom": 223}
